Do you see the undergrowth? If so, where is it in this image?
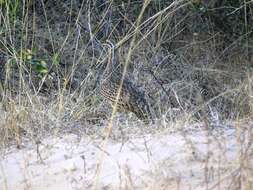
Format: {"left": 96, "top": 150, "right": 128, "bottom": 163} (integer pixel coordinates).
{"left": 0, "top": 1, "right": 253, "bottom": 189}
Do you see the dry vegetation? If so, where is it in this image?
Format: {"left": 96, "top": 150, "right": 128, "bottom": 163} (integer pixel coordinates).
{"left": 0, "top": 0, "right": 253, "bottom": 189}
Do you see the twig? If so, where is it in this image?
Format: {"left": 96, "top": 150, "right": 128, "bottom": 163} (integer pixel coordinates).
{"left": 36, "top": 140, "right": 45, "bottom": 164}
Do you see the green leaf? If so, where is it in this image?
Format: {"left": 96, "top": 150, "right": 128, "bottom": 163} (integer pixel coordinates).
{"left": 35, "top": 64, "right": 48, "bottom": 74}
{"left": 52, "top": 53, "right": 60, "bottom": 65}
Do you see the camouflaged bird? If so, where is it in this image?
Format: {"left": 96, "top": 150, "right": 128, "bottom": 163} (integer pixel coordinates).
{"left": 98, "top": 41, "right": 153, "bottom": 123}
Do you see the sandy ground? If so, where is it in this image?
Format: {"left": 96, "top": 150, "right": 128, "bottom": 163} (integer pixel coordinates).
{"left": 0, "top": 122, "right": 252, "bottom": 190}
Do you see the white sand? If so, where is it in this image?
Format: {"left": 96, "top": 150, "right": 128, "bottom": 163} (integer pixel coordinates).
{"left": 1, "top": 123, "right": 251, "bottom": 190}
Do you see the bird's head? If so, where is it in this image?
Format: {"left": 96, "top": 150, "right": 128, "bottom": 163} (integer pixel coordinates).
{"left": 100, "top": 40, "right": 116, "bottom": 71}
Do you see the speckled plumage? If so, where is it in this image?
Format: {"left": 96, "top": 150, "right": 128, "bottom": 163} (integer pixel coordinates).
{"left": 99, "top": 42, "right": 152, "bottom": 123}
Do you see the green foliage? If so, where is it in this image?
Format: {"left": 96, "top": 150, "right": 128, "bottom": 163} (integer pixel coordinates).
{"left": 52, "top": 53, "right": 60, "bottom": 66}
{"left": 22, "top": 49, "right": 49, "bottom": 75}
{"left": 0, "top": 0, "right": 20, "bottom": 23}
{"left": 8, "top": 49, "right": 49, "bottom": 76}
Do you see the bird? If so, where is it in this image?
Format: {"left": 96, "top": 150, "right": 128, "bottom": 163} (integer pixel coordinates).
{"left": 97, "top": 40, "right": 153, "bottom": 123}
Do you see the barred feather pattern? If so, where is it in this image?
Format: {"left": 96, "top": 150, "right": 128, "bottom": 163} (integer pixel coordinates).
{"left": 99, "top": 42, "right": 152, "bottom": 123}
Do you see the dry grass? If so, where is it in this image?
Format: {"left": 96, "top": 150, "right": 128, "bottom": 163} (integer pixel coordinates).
{"left": 0, "top": 0, "right": 253, "bottom": 189}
